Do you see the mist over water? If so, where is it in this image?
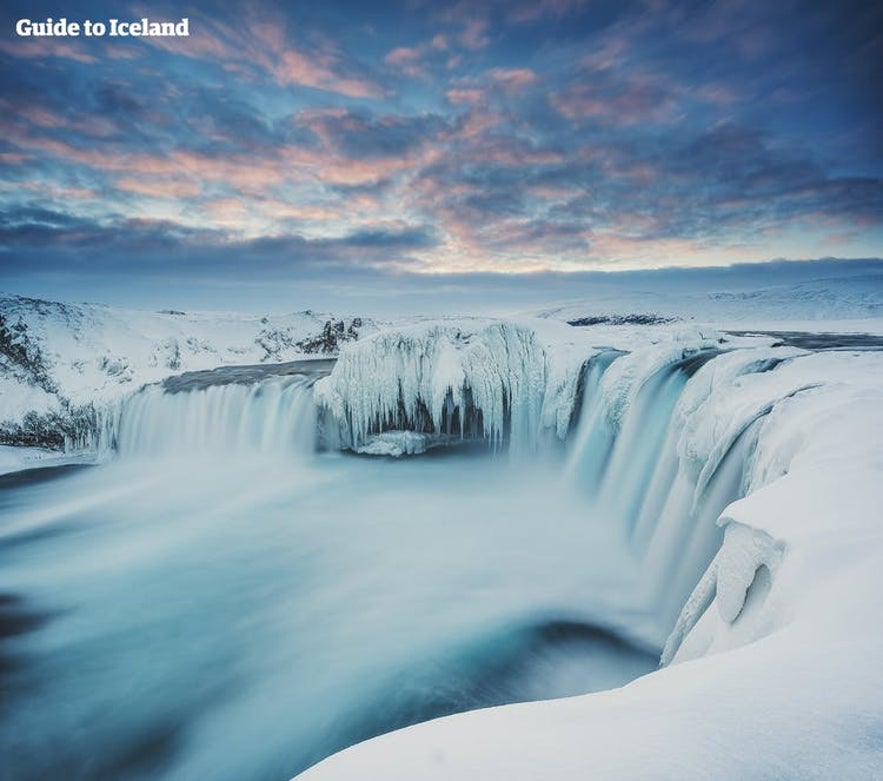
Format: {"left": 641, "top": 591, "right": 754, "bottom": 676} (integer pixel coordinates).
{"left": 0, "top": 412, "right": 656, "bottom": 780}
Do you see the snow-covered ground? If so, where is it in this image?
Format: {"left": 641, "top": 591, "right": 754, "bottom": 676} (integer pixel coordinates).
{"left": 0, "top": 444, "right": 87, "bottom": 476}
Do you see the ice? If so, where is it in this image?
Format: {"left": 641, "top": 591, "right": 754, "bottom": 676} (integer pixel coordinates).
{"left": 315, "top": 319, "right": 588, "bottom": 455}
{"left": 661, "top": 522, "right": 785, "bottom": 666}
{"left": 353, "top": 431, "right": 431, "bottom": 456}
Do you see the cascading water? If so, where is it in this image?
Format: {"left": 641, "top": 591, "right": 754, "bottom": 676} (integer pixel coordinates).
{"left": 97, "top": 375, "right": 318, "bottom": 458}
{"left": 561, "top": 345, "right": 800, "bottom": 640}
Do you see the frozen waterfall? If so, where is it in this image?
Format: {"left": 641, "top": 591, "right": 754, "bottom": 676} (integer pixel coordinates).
{"left": 313, "top": 322, "right": 838, "bottom": 647}
{"left": 313, "top": 321, "right": 585, "bottom": 455}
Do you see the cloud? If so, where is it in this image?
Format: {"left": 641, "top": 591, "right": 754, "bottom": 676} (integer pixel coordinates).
{"left": 446, "top": 88, "right": 485, "bottom": 106}
{"left": 297, "top": 109, "right": 447, "bottom": 161}
{"left": 0, "top": 38, "right": 98, "bottom": 64}
{"left": 0, "top": 0, "right": 879, "bottom": 283}
{"left": 384, "top": 46, "right": 427, "bottom": 78}
{"left": 488, "top": 68, "right": 539, "bottom": 92}
{"left": 459, "top": 18, "right": 490, "bottom": 50}
{"left": 115, "top": 176, "right": 203, "bottom": 199}
{"left": 0, "top": 205, "right": 439, "bottom": 274}
{"left": 551, "top": 68, "right": 678, "bottom": 125}
{"left": 139, "top": 7, "right": 384, "bottom": 98}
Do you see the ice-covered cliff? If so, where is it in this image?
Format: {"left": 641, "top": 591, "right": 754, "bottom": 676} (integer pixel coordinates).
{"left": 314, "top": 319, "right": 593, "bottom": 455}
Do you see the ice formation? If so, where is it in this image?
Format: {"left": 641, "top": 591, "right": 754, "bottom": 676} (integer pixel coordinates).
{"left": 3, "top": 290, "right": 883, "bottom": 779}
{"left": 314, "top": 320, "right": 588, "bottom": 455}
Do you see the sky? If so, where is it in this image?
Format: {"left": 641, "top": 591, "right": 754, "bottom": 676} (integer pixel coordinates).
{"left": 0, "top": 0, "right": 881, "bottom": 312}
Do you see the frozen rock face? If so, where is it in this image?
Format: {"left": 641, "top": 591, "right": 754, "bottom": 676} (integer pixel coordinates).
{"left": 314, "top": 321, "right": 587, "bottom": 455}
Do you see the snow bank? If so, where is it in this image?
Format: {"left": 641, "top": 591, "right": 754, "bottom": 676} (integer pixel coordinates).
{"left": 0, "top": 444, "right": 86, "bottom": 475}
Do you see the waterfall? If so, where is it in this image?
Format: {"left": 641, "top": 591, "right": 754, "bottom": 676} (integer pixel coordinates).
{"left": 93, "top": 328, "right": 807, "bottom": 646}
{"left": 97, "top": 374, "right": 318, "bottom": 458}
{"left": 564, "top": 344, "right": 803, "bottom": 641}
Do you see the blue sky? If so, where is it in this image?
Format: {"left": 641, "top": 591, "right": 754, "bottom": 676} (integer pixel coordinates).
{"left": 0, "top": 0, "right": 881, "bottom": 310}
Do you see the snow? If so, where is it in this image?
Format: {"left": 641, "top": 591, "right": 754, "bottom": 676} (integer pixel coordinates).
{"left": 0, "top": 444, "right": 86, "bottom": 475}
{"left": 526, "top": 265, "right": 883, "bottom": 328}
{"left": 0, "top": 293, "right": 376, "bottom": 447}
{"left": 354, "top": 431, "right": 431, "bottom": 457}
{"left": 0, "top": 376, "right": 60, "bottom": 420}
{"left": 0, "top": 294, "right": 375, "bottom": 405}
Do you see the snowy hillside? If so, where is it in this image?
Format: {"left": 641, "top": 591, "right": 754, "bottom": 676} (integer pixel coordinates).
{"left": 0, "top": 294, "right": 376, "bottom": 450}
{"left": 523, "top": 265, "right": 883, "bottom": 328}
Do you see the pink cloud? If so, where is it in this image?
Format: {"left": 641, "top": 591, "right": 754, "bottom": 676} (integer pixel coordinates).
{"left": 446, "top": 88, "right": 485, "bottom": 106}
{"left": 16, "top": 106, "right": 68, "bottom": 129}
{"left": 0, "top": 38, "right": 98, "bottom": 64}
{"left": 0, "top": 152, "right": 31, "bottom": 164}
{"left": 261, "top": 200, "right": 342, "bottom": 221}
{"left": 141, "top": 10, "right": 383, "bottom": 98}
{"left": 551, "top": 75, "right": 677, "bottom": 125}
{"left": 385, "top": 46, "right": 422, "bottom": 66}
{"left": 480, "top": 142, "right": 563, "bottom": 166}
{"left": 384, "top": 46, "right": 428, "bottom": 78}
{"left": 581, "top": 37, "right": 629, "bottom": 72}
{"left": 459, "top": 18, "right": 489, "bottom": 51}
{"left": 527, "top": 185, "right": 584, "bottom": 201}
{"left": 115, "top": 176, "right": 202, "bottom": 199}
{"left": 450, "top": 107, "right": 506, "bottom": 140}
{"left": 488, "top": 68, "right": 539, "bottom": 92}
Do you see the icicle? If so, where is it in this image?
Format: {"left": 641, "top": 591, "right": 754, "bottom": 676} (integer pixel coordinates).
{"left": 315, "top": 322, "right": 585, "bottom": 455}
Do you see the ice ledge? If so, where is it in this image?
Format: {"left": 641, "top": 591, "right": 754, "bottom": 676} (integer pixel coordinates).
{"left": 661, "top": 519, "right": 785, "bottom": 666}
{"left": 353, "top": 431, "right": 431, "bottom": 457}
